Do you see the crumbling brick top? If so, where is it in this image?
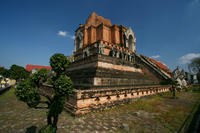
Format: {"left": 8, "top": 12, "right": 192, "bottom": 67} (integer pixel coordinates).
{"left": 85, "top": 12, "right": 112, "bottom": 27}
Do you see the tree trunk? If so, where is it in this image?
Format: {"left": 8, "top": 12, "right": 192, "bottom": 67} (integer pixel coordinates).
{"left": 173, "top": 88, "right": 175, "bottom": 97}
{"left": 171, "top": 85, "right": 175, "bottom": 97}
{"left": 52, "top": 116, "right": 58, "bottom": 128}
{"left": 47, "top": 115, "right": 52, "bottom": 125}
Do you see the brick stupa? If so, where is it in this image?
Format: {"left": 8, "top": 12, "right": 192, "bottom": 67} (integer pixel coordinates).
{"left": 40, "top": 12, "right": 171, "bottom": 116}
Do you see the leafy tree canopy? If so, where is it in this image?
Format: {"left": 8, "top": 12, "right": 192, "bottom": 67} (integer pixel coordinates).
{"left": 188, "top": 57, "right": 200, "bottom": 83}
{"left": 0, "top": 67, "right": 10, "bottom": 78}
{"left": 10, "top": 64, "right": 30, "bottom": 80}
{"left": 14, "top": 53, "right": 73, "bottom": 133}
{"left": 50, "top": 53, "right": 70, "bottom": 75}
{"left": 188, "top": 57, "right": 200, "bottom": 74}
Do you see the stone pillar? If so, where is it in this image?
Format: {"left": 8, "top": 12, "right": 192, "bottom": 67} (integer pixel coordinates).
{"left": 129, "top": 54, "right": 131, "bottom": 61}
{"left": 187, "top": 74, "right": 191, "bottom": 84}
{"left": 94, "top": 43, "right": 105, "bottom": 54}
{"left": 124, "top": 54, "right": 127, "bottom": 60}
{"left": 83, "top": 47, "right": 90, "bottom": 58}
{"left": 74, "top": 30, "right": 84, "bottom": 52}
{"left": 121, "top": 52, "right": 124, "bottom": 59}
{"left": 193, "top": 74, "right": 198, "bottom": 84}
{"left": 116, "top": 51, "right": 119, "bottom": 58}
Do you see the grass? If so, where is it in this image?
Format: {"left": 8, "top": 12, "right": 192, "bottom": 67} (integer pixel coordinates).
{"left": 187, "top": 85, "right": 200, "bottom": 91}
{"left": 0, "top": 87, "right": 15, "bottom": 101}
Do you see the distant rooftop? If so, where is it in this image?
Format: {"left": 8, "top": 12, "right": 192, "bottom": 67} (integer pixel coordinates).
{"left": 142, "top": 55, "right": 172, "bottom": 74}
{"left": 26, "top": 64, "right": 51, "bottom": 71}
{"left": 0, "top": 66, "right": 6, "bottom": 69}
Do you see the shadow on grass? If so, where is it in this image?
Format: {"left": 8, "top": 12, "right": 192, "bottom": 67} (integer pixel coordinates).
{"left": 157, "top": 92, "right": 175, "bottom": 99}
{"left": 26, "top": 125, "right": 47, "bottom": 133}
{"left": 25, "top": 126, "right": 37, "bottom": 133}
{"left": 186, "top": 100, "right": 200, "bottom": 133}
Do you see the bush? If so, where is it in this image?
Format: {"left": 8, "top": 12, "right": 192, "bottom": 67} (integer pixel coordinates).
{"left": 41, "top": 125, "right": 57, "bottom": 133}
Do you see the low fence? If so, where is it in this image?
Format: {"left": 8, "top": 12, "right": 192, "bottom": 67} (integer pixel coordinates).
{"left": 0, "top": 83, "right": 9, "bottom": 89}
{"left": 0, "top": 85, "right": 12, "bottom": 98}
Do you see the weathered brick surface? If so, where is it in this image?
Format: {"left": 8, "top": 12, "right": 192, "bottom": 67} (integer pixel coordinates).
{"left": 67, "top": 61, "right": 142, "bottom": 73}
{"left": 142, "top": 66, "right": 162, "bottom": 84}
{"left": 39, "top": 84, "right": 171, "bottom": 116}
{"left": 75, "top": 12, "right": 129, "bottom": 49}
{"left": 88, "top": 27, "right": 92, "bottom": 44}
{"left": 74, "top": 40, "right": 133, "bottom": 62}
{"left": 62, "top": 12, "right": 173, "bottom": 117}
{"left": 102, "top": 25, "right": 111, "bottom": 42}
{"left": 103, "top": 48, "right": 110, "bottom": 56}
{"left": 85, "top": 12, "right": 112, "bottom": 27}
{"left": 69, "top": 54, "right": 139, "bottom": 70}
{"left": 92, "top": 27, "right": 96, "bottom": 43}
{"left": 96, "top": 25, "right": 103, "bottom": 42}
{"left": 111, "top": 24, "right": 120, "bottom": 44}
{"left": 135, "top": 54, "right": 169, "bottom": 84}
{"left": 83, "top": 28, "right": 88, "bottom": 46}
{"left": 67, "top": 54, "right": 149, "bottom": 86}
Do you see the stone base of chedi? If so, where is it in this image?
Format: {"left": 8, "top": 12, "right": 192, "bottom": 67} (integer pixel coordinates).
{"left": 40, "top": 12, "right": 172, "bottom": 116}
{"left": 39, "top": 84, "right": 170, "bottom": 116}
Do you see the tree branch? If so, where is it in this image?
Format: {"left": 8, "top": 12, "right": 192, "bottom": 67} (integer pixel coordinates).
{"left": 35, "top": 91, "right": 53, "bottom": 103}
{"left": 27, "top": 101, "right": 51, "bottom": 108}
{"left": 35, "top": 107, "right": 50, "bottom": 109}
{"left": 38, "top": 101, "right": 51, "bottom": 107}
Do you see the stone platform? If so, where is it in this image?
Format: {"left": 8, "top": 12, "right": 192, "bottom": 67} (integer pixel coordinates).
{"left": 39, "top": 53, "right": 171, "bottom": 117}
{"left": 39, "top": 84, "right": 171, "bottom": 117}
{"left": 66, "top": 54, "right": 155, "bottom": 86}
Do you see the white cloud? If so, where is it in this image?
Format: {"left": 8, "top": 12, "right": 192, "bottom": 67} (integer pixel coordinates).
{"left": 179, "top": 53, "right": 200, "bottom": 64}
{"left": 70, "top": 35, "right": 75, "bottom": 39}
{"left": 58, "top": 31, "right": 67, "bottom": 37}
{"left": 58, "top": 31, "right": 75, "bottom": 39}
{"left": 150, "top": 55, "right": 160, "bottom": 59}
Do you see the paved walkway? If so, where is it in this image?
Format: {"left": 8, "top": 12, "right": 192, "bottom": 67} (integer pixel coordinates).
{"left": 0, "top": 88, "right": 199, "bottom": 133}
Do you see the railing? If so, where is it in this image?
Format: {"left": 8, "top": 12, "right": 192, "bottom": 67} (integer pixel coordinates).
{"left": 0, "top": 85, "right": 12, "bottom": 98}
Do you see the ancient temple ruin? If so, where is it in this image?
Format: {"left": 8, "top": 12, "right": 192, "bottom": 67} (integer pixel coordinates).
{"left": 41, "top": 12, "right": 171, "bottom": 116}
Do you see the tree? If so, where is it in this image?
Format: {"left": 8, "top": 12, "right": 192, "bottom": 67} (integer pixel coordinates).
{"left": 185, "top": 72, "right": 188, "bottom": 81}
{"left": 14, "top": 53, "right": 73, "bottom": 133}
{"left": 10, "top": 64, "right": 30, "bottom": 81}
{"left": 0, "top": 67, "right": 10, "bottom": 78}
{"left": 188, "top": 57, "right": 200, "bottom": 74}
{"left": 167, "top": 78, "right": 179, "bottom": 98}
{"left": 188, "top": 57, "right": 200, "bottom": 83}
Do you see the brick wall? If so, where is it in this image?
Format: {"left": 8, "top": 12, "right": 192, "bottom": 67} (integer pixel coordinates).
{"left": 103, "top": 25, "right": 111, "bottom": 42}
{"left": 85, "top": 12, "right": 112, "bottom": 27}
{"left": 83, "top": 28, "right": 88, "bottom": 46}
{"left": 39, "top": 84, "right": 171, "bottom": 117}
{"left": 76, "top": 24, "right": 128, "bottom": 48}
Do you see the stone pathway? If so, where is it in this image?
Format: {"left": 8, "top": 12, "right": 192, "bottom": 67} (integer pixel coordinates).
{"left": 0, "top": 88, "right": 199, "bottom": 133}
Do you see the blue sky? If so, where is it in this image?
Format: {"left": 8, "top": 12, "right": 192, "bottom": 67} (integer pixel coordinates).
{"left": 0, "top": 0, "right": 200, "bottom": 73}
